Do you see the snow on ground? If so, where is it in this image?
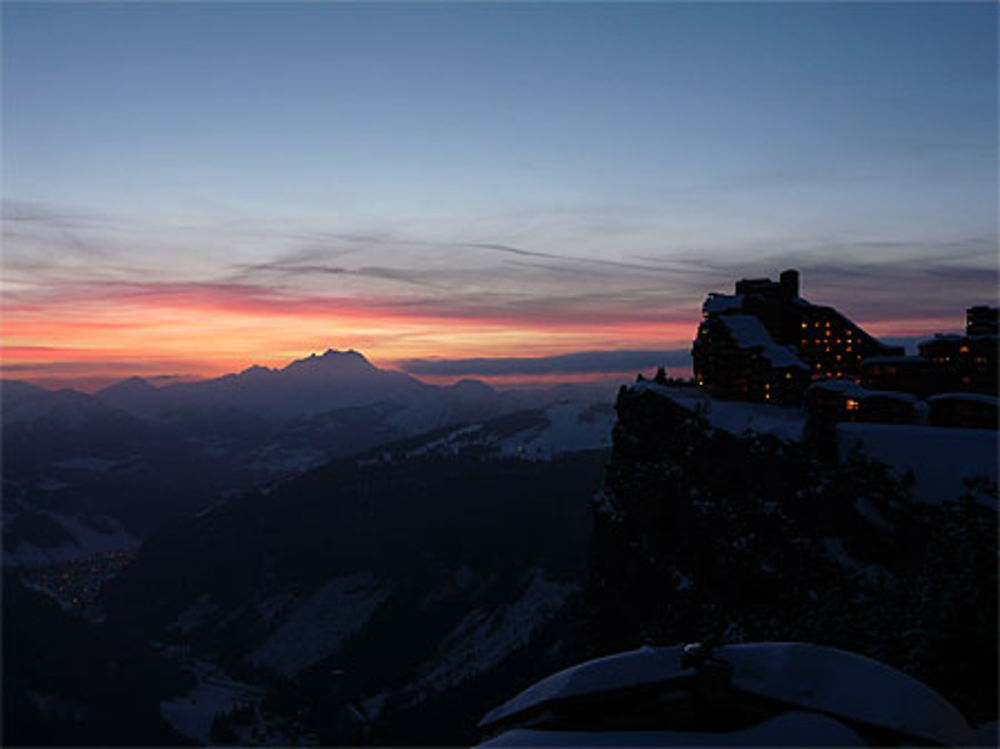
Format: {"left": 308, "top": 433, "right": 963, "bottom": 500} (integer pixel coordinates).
{"left": 51, "top": 455, "right": 138, "bottom": 473}
{"left": 54, "top": 512, "right": 140, "bottom": 552}
{"left": 168, "top": 594, "right": 220, "bottom": 634}
{"left": 412, "top": 569, "right": 579, "bottom": 696}
{"left": 836, "top": 422, "right": 998, "bottom": 503}
{"left": 4, "top": 511, "right": 140, "bottom": 566}
{"left": 821, "top": 538, "right": 886, "bottom": 585}
{"left": 496, "top": 402, "right": 614, "bottom": 460}
{"left": 404, "top": 424, "right": 485, "bottom": 458}
{"left": 248, "top": 573, "right": 389, "bottom": 677}
{"left": 160, "top": 659, "right": 265, "bottom": 744}
{"left": 383, "top": 402, "right": 614, "bottom": 463}
{"left": 244, "top": 444, "right": 328, "bottom": 476}
{"left": 635, "top": 383, "right": 806, "bottom": 441}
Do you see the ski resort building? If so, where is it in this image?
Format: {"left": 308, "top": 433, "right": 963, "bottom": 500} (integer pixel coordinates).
{"left": 692, "top": 269, "right": 902, "bottom": 404}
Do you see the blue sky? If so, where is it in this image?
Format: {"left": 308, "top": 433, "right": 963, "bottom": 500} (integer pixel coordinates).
{"left": 2, "top": 1, "right": 997, "bottom": 385}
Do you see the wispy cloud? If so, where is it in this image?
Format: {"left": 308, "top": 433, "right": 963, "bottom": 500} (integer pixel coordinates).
{"left": 3, "top": 198, "right": 995, "bottom": 389}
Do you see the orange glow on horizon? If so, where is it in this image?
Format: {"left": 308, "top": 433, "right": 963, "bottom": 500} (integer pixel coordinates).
{"left": 1, "top": 288, "right": 699, "bottom": 391}
{"left": 2, "top": 280, "right": 960, "bottom": 392}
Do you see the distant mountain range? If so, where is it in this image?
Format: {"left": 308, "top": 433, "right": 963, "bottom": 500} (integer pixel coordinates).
{"left": 2, "top": 349, "right": 618, "bottom": 564}
{"left": 4, "top": 349, "right": 618, "bottom": 745}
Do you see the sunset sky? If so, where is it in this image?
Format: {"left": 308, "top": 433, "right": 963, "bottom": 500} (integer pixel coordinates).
{"left": 3, "top": 2, "right": 997, "bottom": 390}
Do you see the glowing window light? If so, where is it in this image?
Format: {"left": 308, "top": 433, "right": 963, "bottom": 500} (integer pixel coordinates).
{"left": 846, "top": 399, "right": 860, "bottom": 411}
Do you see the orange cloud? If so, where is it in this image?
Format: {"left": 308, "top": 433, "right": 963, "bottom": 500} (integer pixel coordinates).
{"left": 1, "top": 279, "right": 699, "bottom": 390}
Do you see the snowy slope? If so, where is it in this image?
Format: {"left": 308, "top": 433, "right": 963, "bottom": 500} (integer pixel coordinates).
{"left": 3, "top": 510, "right": 140, "bottom": 566}
{"left": 372, "top": 401, "right": 616, "bottom": 464}
{"left": 634, "top": 383, "right": 806, "bottom": 440}
{"left": 247, "top": 573, "right": 390, "bottom": 677}
{"left": 412, "top": 569, "right": 579, "bottom": 695}
{"left": 160, "top": 659, "right": 265, "bottom": 743}
{"left": 494, "top": 402, "right": 615, "bottom": 459}
{"left": 836, "top": 422, "right": 998, "bottom": 503}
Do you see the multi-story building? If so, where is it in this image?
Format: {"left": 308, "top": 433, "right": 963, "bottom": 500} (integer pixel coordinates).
{"left": 914, "top": 308, "right": 998, "bottom": 396}
{"left": 692, "top": 269, "right": 902, "bottom": 404}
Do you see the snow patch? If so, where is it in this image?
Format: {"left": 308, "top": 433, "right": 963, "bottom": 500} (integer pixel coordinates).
{"left": 248, "top": 573, "right": 389, "bottom": 677}
{"left": 836, "top": 422, "right": 998, "bottom": 503}
{"left": 496, "top": 402, "right": 614, "bottom": 460}
{"left": 160, "top": 660, "right": 264, "bottom": 744}
{"left": 4, "top": 511, "right": 140, "bottom": 566}
{"left": 413, "top": 569, "right": 578, "bottom": 695}
{"left": 169, "top": 594, "right": 220, "bottom": 634}
{"left": 636, "top": 384, "right": 806, "bottom": 441}
{"left": 51, "top": 455, "right": 137, "bottom": 473}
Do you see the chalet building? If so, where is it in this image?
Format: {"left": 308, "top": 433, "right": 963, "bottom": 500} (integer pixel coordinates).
{"left": 966, "top": 305, "right": 999, "bottom": 336}
{"left": 927, "top": 393, "right": 999, "bottom": 430}
{"left": 916, "top": 310, "right": 998, "bottom": 396}
{"left": 692, "top": 269, "right": 902, "bottom": 404}
{"left": 806, "top": 379, "right": 917, "bottom": 425}
{"left": 860, "top": 355, "right": 930, "bottom": 397}
{"left": 852, "top": 305, "right": 998, "bottom": 398}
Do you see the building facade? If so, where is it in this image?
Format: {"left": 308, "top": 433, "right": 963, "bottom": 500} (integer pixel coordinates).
{"left": 692, "top": 269, "right": 902, "bottom": 404}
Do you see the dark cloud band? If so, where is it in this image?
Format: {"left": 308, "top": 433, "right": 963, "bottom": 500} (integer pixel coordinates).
{"left": 398, "top": 349, "right": 692, "bottom": 377}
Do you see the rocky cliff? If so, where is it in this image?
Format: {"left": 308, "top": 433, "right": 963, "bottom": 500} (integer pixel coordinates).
{"left": 586, "top": 383, "right": 997, "bottom": 724}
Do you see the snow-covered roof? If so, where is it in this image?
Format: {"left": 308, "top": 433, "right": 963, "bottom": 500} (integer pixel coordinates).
{"left": 478, "top": 643, "right": 972, "bottom": 746}
{"left": 920, "top": 333, "right": 964, "bottom": 344}
{"left": 862, "top": 390, "right": 918, "bottom": 404}
{"left": 808, "top": 379, "right": 866, "bottom": 398}
{"left": 718, "top": 315, "right": 808, "bottom": 370}
{"left": 927, "top": 392, "right": 1000, "bottom": 406}
{"left": 862, "top": 355, "right": 925, "bottom": 365}
{"left": 632, "top": 383, "right": 806, "bottom": 441}
{"left": 702, "top": 293, "right": 744, "bottom": 315}
{"left": 808, "top": 380, "right": 917, "bottom": 404}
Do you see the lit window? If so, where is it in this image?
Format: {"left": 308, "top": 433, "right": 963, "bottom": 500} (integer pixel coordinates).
{"left": 825, "top": 330, "right": 831, "bottom": 337}
{"left": 801, "top": 323, "right": 808, "bottom": 328}
{"left": 835, "top": 354, "right": 841, "bottom": 361}
{"left": 846, "top": 346, "right": 852, "bottom": 352}
{"left": 825, "top": 322, "right": 831, "bottom": 327}
{"left": 785, "top": 372, "right": 792, "bottom": 379}
{"left": 846, "top": 399, "right": 860, "bottom": 411}
{"left": 959, "top": 346, "right": 970, "bottom": 354}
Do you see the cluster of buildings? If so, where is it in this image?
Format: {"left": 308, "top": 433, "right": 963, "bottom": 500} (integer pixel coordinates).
{"left": 691, "top": 270, "right": 997, "bottom": 429}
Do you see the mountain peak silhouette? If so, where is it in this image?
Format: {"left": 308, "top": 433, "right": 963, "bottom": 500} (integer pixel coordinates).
{"left": 280, "top": 348, "right": 377, "bottom": 377}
